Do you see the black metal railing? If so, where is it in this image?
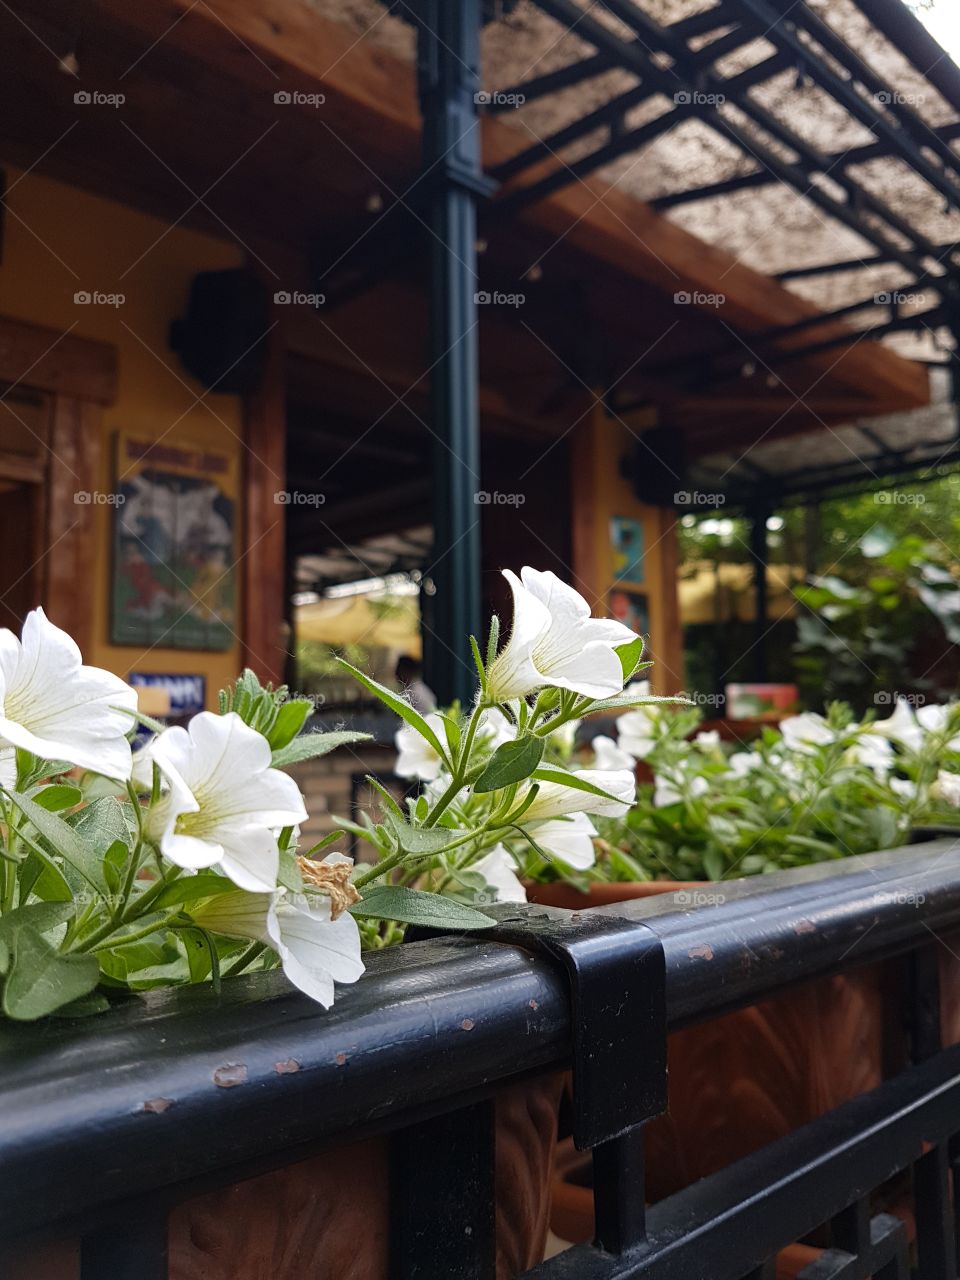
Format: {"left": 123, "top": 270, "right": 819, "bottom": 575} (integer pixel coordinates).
{"left": 1, "top": 840, "right": 960, "bottom": 1277}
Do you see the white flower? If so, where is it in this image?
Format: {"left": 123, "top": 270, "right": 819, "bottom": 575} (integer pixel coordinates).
{"left": 146, "top": 711, "right": 307, "bottom": 893}
{"left": 520, "top": 767, "right": 635, "bottom": 821}
{"left": 694, "top": 730, "right": 721, "bottom": 751}
{"left": 192, "top": 876, "right": 364, "bottom": 1008}
{"left": 591, "top": 734, "right": 635, "bottom": 771}
{"left": 472, "top": 845, "right": 527, "bottom": 902}
{"left": 653, "top": 772, "right": 709, "bottom": 808}
{"left": 779, "top": 712, "right": 835, "bottom": 754}
{"left": 479, "top": 707, "right": 515, "bottom": 751}
{"left": 890, "top": 776, "right": 918, "bottom": 801}
{"left": 0, "top": 608, "right": 137, "bottom": 779}
{"left": 728, "top": 751, "right": 761, "bottom": 776}
{"left": 916, "top": 704, "right": 960, "bottom": 749}
{"left": 530, "top": 812, "right": 597, "bottom": 870}
{"left": 616, "top": 706, "right": 659, "bottom": 759}
{"left": 488, "top": 568, "right": 637, "bottom": 701}
{"left": 394, "top": 713, "right": 447, "bottom": 781}
{"left": 870, "top": 699, "right": 923, "bottom": 752}
{"left": 933, "top": 770, "right": 960, "bottom": 807}
{"left": 552, "top": 718, "right": 582, "bottom": 757}
{"left": 845, "top": 732, "right": 894, "bottom": 777}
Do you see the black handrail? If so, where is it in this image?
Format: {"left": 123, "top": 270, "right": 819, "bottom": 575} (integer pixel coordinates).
{"left": 1, "top": 839, "right": 959, "bottom": 1254}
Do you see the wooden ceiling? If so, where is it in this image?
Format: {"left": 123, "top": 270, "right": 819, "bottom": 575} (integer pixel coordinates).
{"left": 0, "top": 0, "right": 931, "bottom": 453}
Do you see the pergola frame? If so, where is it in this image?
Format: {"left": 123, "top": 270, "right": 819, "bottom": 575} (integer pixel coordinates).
{"left": 377, "top": 0, "right": 960, "bottom": 700}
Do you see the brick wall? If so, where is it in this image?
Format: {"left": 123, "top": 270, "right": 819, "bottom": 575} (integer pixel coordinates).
{"left": 290, "top": 743, "right": 407, "bottom": 858}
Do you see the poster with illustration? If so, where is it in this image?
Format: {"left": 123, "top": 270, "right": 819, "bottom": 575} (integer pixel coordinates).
{"left": 609, "top": 587, "right": 648, "bottom": 637}
{"left": 111, "top": 433, "right": 236, "bottom": 651}
{"left": 610, "top": 515, "right": 644, "bottom": 584}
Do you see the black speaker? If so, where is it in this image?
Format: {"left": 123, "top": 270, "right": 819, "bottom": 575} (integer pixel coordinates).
{"left": 170, "top": 270, "right": 269, "bottom": 394}
{"left": 628, "top": 426, "right": 687, "bottom": 507}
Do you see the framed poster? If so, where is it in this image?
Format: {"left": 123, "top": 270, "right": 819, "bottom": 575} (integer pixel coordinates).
{"left": 610, "top": 515, "right": 644, "bottom": 584}
{"left": 111, "top": 433, "right": 237, "bottom": 651}
{"left": 609, "top": 587, "right": 648, "bottom": 637}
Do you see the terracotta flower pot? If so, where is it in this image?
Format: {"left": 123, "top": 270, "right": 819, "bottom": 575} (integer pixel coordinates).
{"left": 529, "top": 879, "right": 960, "bottom": 1207}
{"left": 2, "top": 1074, "right": 564, "bottom": 1280}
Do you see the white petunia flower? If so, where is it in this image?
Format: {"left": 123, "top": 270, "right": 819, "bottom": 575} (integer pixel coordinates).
{"left": 616, "top": 706, "right": 659, "bottom": 759}
{"left": 520, "top": 767, "right": 635, "bottom": 821}
{"left": 192, "top": 876, "right": 364, "bottom": 1008}
{"left": 916, "top": 704, "right": 960, "bottom": 749}
{"left": 728, "top": 751, "right": 761, "bottom": 776}
{"left": 932, "top": 770, "right": 960, "bottom": 807}
{"left": 694, "top": 730, "right": 721, "bottom": 751}
{"left": 145, "top": 711, "right": 307, "bottom": 893}
{"left": 530, "top": 811, "right": 597, "bottom": 870}
{"left": 779, "top": 712, "right": 835, "bottom": 754}
{"left": 488, "top": 568, "right": 637, "bottom": 701}
{"left": 890, "top": 776, "right": 918, "bottom": 801}
{"left": 870, "top": 699, "right": 923, "bottom": 752}
{"left": 0, "top": 608, "right": 137, "bottom": 780}
{"left": 473, "top": 844, "right": 527, "bottom": 903}
{"left": 653, "top": 772, "right": 709, "bottom": 809}
{"left": 591, "top": 734, "right": 635, "bottom": 771}
{"left": 394, "top": 713, "right": 447, "bottom": 781}
{"left": 845, "top": 732, "right": 894, "bottom": 777}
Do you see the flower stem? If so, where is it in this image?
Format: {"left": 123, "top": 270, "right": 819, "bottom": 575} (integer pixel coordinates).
{"left": 223, "top": 940, "right": 266, "bottom": 977}
{"left": 88, "top": 909, "right": 183, "bottom": 953}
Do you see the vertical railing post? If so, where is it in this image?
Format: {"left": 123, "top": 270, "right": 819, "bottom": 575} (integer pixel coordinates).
{"left": 414, "top": 0, "right": 488, "bottom": 706}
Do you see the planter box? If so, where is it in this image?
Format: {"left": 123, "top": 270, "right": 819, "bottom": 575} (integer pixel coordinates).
{"left": 530, "top": 877, "right": 960, "bottom": 1240}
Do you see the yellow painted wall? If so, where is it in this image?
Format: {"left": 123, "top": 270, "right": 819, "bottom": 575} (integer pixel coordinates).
{"left": 0, "top": 165, "right": 245, "bottom": 704}
{"left": 571, "top": 404, "right": 683, "bottom": 694}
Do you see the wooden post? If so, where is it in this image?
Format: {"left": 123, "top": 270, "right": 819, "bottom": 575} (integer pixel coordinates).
{"left": 241, "top": 289, "right": 287, "bottom": 687}
{"left": 570, "top": 402, "right": 683, "bottom": 694}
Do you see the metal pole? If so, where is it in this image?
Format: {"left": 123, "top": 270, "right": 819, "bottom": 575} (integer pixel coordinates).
{"left": 415, "top": 0, "right": 488, "bottom": 706}
{"left": 749, "top": 506, "right": 769, "bottom": 682}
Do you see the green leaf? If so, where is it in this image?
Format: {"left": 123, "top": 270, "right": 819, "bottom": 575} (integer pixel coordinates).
{"left": 18, "top": 852, "right": 73, "bottom": 905}
{"left": 51, "top": 992, "right": 111, "bottom": 1018}
{"left": 2, "top": 926, "right": 99, "bottom": 1020}
{"left": 69, "top": 796, "right": 133, "bottom": 854}
{"left": 580, "top": 690, "right": 684, "bottom": 715}
{"left": 531, "top": 766, "right": 623, "bottom": 803}
{"left": 702, "top": 848, "right": 725, "bottom": 881}
{"left": 30, "top": 785, "right": 83, "bottom": 813}
{"left": 616, "top": 636, "right": 646, "bottom": 682}
{"left": 271, "top": 729, "right": 371, "bottom": 769}
{"left": 267, "top": 699, "right": 312, "bottom": 751}
{"left": 5, "top": 791, "right": 108, "bottom": 897}
{"left": 151, "top": 873, "right": 237, "bottom": 910}
{"left": 474, "top": 735, "right": 545, "bottom": 793}
{"left": 383, "top": 812, "right": 461, "bottom": 857}
{"left": 334, "top": 658, "right": 448, "bottom": 762}
{"left": 350, "top": 885, "right": 495, "bottom": 930}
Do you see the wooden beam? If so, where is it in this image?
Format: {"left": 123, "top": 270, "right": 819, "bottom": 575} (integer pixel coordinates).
{"left": 0, "top": 314, "right": 117, "bottom": 404}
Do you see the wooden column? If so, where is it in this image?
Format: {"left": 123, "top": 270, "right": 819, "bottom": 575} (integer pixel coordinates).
{"left": 241, "top": 297, "right": 287, "bottom": 687}
{"left": 570, "top": 402, "right": 683, "bottom": 694}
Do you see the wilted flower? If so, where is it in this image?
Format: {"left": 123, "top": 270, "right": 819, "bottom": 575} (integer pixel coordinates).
{"left": 192, "top": 874, "right": 364, "bottom": 1007}
{"left": 0, "top": 608, "right": 137, "bottom": 780}
{"left": 146, "top": 711, "right": 307, "bottom": 893}
{"left": 488, "top": 568, "right": 637, "bottom": 701}
{"left": 299, "top": 852, "right": 361, "bottom": 918}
